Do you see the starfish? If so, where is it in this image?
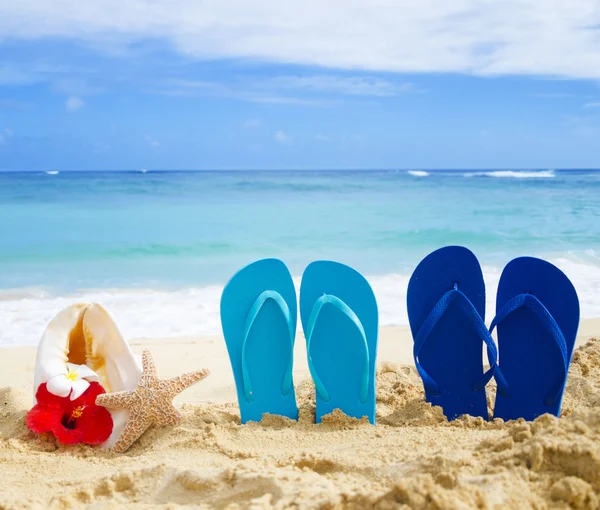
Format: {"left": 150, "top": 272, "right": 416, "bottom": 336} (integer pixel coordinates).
{"left": 95, "top": 349, "right": 210, "bottom": 453}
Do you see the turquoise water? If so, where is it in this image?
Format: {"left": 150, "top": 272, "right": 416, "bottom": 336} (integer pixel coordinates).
{"left": 1, "top": 169, "right": 599, "bottom": 345}
{"left": 2, "top": 169, "right": 599, "bottom": 289}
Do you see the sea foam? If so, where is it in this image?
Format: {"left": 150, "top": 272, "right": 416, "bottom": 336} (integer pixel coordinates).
{"left": 464, "top": 170, "right": 555, "bottom": 179}
{"left": 1, "top": 256, "right": 599, "bottom": 347}
{"left": 407, "top": 170, "right": 430, "bottom": 177}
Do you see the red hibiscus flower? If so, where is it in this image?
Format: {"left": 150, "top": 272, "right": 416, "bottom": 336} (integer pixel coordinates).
{"left": 26, "top": 381, "right": 113, "bottom": 445}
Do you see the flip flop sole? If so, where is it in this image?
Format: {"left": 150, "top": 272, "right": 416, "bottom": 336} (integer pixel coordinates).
{"left": 407, "top": 246, "right": 489, "bottom": 420}
{"left": 220, "top": 258, "right": 298, "bottom": 423}
{"left": 300, "top": 261, "right": 378, "bottom": 424}
{"left": 493, "top": 257, "right": 579, "bottom": 421}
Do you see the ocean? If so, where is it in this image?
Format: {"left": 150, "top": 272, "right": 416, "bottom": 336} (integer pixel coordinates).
{"left": 1, "top": 169, "right": 599, "bottom": 346}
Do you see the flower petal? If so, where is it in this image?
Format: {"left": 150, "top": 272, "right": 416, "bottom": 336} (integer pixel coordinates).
{"left": 26, "top": 405, "right": 62, "bottom": 434}
{"left": 53, "top": 425, "right": 84, "bottom": 445}
{"left": 46, "top": 375, "right": 73, "bottom": 398}
{"left": 79, "top": 405, "right": 114, "bottom": 445}
{"left": 35, "top": 383, "right": 67, "bottom": 408}
{"left": 74, "top": 364, "right": 99, "bottom": 382}
{"left": 66, "top": 362, "right": 80, "bottom": 373}
{"left": 69, "top": 379, "right": 90, "bottom": 401}
{"left": 78, "top": 382, "right": 106, "bottom": 405}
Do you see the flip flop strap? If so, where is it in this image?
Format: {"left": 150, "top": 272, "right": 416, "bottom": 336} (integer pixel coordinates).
{"left": 414, "top": 285, "right": 500, "bottom": 396}
{"left": 490, "top": 293, "right": 568, "bottom": 406}
{"left": 305, "top": 294, "right": 369, "bottom": 404}
{"left": 241, "top": 290, "right": 295, "bottom": 403}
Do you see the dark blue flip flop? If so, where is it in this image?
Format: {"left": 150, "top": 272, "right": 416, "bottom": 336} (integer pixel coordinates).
{"left": 407, "top": 246, "right": 499, "bottom": 420}
{"left": 491, "top": 257, "right": 579, "bottom": 421}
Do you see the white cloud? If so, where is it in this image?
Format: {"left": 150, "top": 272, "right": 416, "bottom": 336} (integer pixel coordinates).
{"left": 65, "top": 96, "right": 84, "bottom": 112}
{"left": 584, "top": 101, "right": 600, "bottom": 108}
{"left": 274, "top": 130, "right": 293, "bottom": 145}
{"left": 144, "top": 134, "right": 161, "bottom": 147}
{"left": 532, "top": 93, "right": 575, "bottom": 99}
{"left": 151, "top": 77, "right": 377, "bottom": 103}
{"left": 237, "top": 95, "right": 332, "bottom": 106}
{"left": 54, "top": 78, "right": 103, "bottom": 96}
{"left": 242, "top": 118, "right": 261, "bottom": 128}
{"left": 0, "top": 64, "right": 37, "bottom": 85}
{"left": 272, "top": 76, "right": 412, "bottom": 96}
{"left": 1, "top": 1, "right": 600, "bottom": 78}
{"left": 0, "top": 62, "right": 75, "bottom": 87}
{"left": 0, "top": 127, "right": 13, "bottom": 145}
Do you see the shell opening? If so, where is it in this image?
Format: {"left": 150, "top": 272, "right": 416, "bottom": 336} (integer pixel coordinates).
{"left": 67, "top": 308, "right": 109, "bottom": 391}
{"left": 67, "top": 311, "right": 88, "bottom": 366}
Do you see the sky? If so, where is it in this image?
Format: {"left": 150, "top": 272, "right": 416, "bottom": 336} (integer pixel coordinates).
{"left": 0, "top": 1, "right": 599, "bottom": 170}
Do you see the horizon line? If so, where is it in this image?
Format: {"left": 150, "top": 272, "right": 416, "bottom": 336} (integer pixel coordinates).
{"left": 1, "top": 168, "right": 599, "bottom": 173}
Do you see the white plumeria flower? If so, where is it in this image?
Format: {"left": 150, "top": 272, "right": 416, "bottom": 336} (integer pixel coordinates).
{"left": 46, "top": 363, "right": 100, "bottom": 401}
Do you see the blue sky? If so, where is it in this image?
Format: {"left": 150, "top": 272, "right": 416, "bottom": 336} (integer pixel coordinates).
{"left": 1, "top": 1, "right": 599, "bottom": 170}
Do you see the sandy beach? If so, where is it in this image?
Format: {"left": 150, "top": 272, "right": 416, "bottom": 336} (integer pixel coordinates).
{"left": 4, "top": 1, "right": 600, "bottom": 508}
{"left": 1, "top": 321, "right": 599, "bottom": 509}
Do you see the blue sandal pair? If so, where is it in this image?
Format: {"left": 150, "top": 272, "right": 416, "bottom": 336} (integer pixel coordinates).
{"left": 408, "top": 246, "right": 579, "bottom": 421}
{"left": 221, "top": 259, "right": 378, "bottom": 424}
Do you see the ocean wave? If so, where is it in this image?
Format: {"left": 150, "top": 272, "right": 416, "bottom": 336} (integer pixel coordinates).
{"left": 0, "top": 274, "right": 420, "bottom": 346}
{"left": 45, "top": 171, "right": 59, "bottom": 175}
{"left": 0, "top": 286, "right": 223, "bottom": 347}
{"left": 464, "top": 170, "right": 555, "bottom": 179}
{"left": 1, "top": 256, "right": 599, "bottom": 347}
{"left": 407, "top": 170, "right": 430, "bottom": 177}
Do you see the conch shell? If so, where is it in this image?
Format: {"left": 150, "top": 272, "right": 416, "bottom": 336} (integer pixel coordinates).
{"left": 34, "top": 303, "right": 142, "bottom": 448}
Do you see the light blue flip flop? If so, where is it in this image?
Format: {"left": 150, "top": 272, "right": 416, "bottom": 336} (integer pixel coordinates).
{"left": 491, "top": 257, "right": 579, "bottom": 421}
{"left": 300, "top": 261, "right": 378, "bottom": 424}
{"left": 220, "top": 258, "right": 298, "bottom": 423}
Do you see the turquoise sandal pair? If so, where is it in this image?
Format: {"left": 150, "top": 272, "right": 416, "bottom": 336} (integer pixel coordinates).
{"left": 221, "top": 259, "right": 378, "bottom": 424}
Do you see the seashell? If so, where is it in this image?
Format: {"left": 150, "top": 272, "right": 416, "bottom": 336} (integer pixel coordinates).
{"left": 34, "top": 303, "right": 142, "bottom": 448}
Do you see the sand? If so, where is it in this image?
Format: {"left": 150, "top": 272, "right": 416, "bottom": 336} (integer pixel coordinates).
{"left": 1, "top": 321, "right": 599, "bottom": 509}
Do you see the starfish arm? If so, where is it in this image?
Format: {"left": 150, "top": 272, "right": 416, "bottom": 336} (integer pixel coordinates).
{"left": 167, "top": 368, "right": 210, "bottom": 396}
{"left": 96, "top": 391, "right": 135, "bottom": 410}
{"left": 111, "top": 415, "right": 153, "bottom": 454}
{"left": 141, "top": 349, "right": 158, "bottom": 377}
{"left": 156, "top": 405, "right": 182, "bottom": 427}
